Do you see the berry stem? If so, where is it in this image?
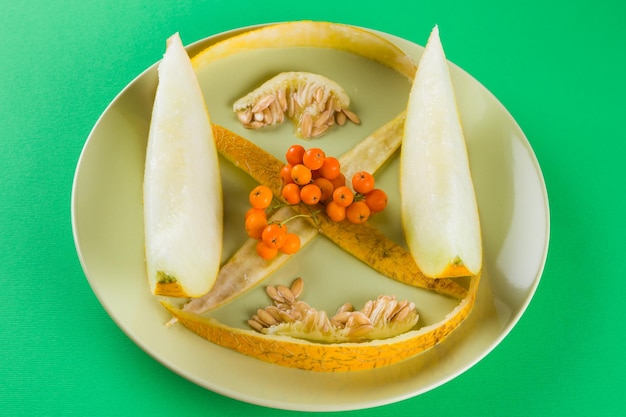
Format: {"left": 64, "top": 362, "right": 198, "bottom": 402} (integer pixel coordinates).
{"left": 279, "top": 212, "right": 316, "bottom": 227}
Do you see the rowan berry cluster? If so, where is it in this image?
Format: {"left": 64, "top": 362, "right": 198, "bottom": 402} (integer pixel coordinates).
{"left": 280, "top": 144, "right": 388, "bottom": 224}
{"left": 245, "top": 144, "right": 388, "bottom": 260}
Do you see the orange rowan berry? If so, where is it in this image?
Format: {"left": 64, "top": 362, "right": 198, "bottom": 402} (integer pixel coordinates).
{"left": 318, "top": 156, "right": 340, "bottom": 180}
{"left": 346, "top": 201, "right": 371, "bottom": 224}
{"left": 365, "top": 188, "right": 388, "bottom": 213}
{"left": 249, "top": 185, "right": 273, "bottom": 209}
{"left": 313, "top": 177, "right": 334, "bottom": 202}
{"left": 302, "top": 147, "right": 326, "bottom": 170}
{"left": 279, "top": 233, "right": 301, "bottom": 254}
{"left": 329, "top": 172, "right": 346, "bottom": 189}
{"left": 245, "top": 211, "right": 268, "bottom": 239}
{"left": 245, "top": 207, "right": 267, "bottom": 220}
{"left": 326, "top": 201, "right": 346, "bottom": 222}
{"left": 300, "top": 184, "right": 322, "bottom": 205}
{"left": 352, "top": 171, "right": 375, "bottom": 195}
{"left": 256, "top": 240, "right": 278, "bottom": 260}
{"left": 332, "top": 185, "right": 354, "bottom": 207}
{"left": 285, "top": 144, "right": 305, "bottom": 166}
{"left": 280, "top": 164, "right": 294, "bottom": 184}
{"left": 281, "top": 183, "right": 302, "bottom": 204}
{"left": 261, "top": 223, "right": 288, "bottom": 249}
{"left": 290, "top": 164, "right": 312, "bottom": 186}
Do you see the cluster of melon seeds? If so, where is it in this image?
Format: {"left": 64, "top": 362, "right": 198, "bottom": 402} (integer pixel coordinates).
{"left": 248, "top": 278, "right": 419, "bottom": 343}
{"left": 233, "top": 72, "right": 360, "bottom": 138}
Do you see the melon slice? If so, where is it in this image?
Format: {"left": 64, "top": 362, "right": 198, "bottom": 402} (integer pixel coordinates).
{"left": 400, "top": 26, "right": 482, "bottom": 278}
{"left": 143, "top": 33, "right": 223, "bottom": 298}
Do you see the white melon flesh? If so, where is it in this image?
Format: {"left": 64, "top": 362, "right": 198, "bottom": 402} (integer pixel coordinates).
{"left": 143, "top": 33, "right": 223, "bottom": 297}
{"left": 400, "top": 26, "right": 482, "bottom": 278}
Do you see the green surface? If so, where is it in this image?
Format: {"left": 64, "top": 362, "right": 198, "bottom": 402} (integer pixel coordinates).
{"left": 1, "top": 1, "right": 624, "bottom": 416}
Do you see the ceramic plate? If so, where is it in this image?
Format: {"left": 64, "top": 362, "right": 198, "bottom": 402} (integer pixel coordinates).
{"left": 71, "top": 24, "right": 549, "bottom": 411}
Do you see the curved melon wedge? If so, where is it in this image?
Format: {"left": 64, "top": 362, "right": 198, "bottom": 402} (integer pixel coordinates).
{"left": 401, "top": 26, "right": 482, "bottom": 278}
{"left": 191, "top": 21, "right": 417, "bottom": 80}
{"left": 162, "top": 273, "right": 480, "bottom": 372}
{"left": 144, "top": 33, "right": 223, "bottom": 297}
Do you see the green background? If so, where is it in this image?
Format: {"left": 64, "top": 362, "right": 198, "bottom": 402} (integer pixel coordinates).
{"left": 1, "top": 1, "right": 624, "bottom": 416}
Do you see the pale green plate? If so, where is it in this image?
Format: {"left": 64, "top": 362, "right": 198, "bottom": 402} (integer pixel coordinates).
{"left": 71, "top": 24, "right": 549, "bottom": 412}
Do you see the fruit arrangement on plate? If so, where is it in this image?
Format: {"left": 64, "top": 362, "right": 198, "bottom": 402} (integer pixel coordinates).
{"left": 143, "top": 21, "right": 482, "bottom": 372}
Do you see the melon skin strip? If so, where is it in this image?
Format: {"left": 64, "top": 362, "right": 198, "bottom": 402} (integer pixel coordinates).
{"left": 163, "top": 273, "right": 479, "bottom": 372}
{"left": 401, "top": 26, "right": 482, "bottom": 278}
{"left": 191, "top": 21, "right": 416, "bottom": 80}
{"left": 144, "top": 33, "right": 223, "bottom": 298}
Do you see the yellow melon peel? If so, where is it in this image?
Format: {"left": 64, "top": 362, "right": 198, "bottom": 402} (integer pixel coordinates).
{"left": 162, "top": 273, "right": 479, "bottom": 372}
{"left": 191, "top": 21, "right": 416, "bottom": 80}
